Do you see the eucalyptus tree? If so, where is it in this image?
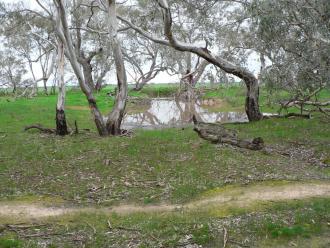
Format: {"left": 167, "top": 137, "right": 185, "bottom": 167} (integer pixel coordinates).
{"left": 247, "top": 0, "right": 330, "bottom": 97}
{"left": 1, "top": 6, "right": 56, "bottom": 96}
{"left": 55, "top": 36, "right": 69, "bottom": 135}
{"left": 123, "top": 34, "right": 168, "bottom": 91}
{"left": 164, "top": 48, "right": 209, "bottom": 87}
{"left": 0, "top": 50, "right": 27, "bottom": 94}
{"left": 52, "top": 0, "right": 128, "bottom": 135}
{"left": 92, "top": 52, "right": 113, "bottom": 91}
{"left": 119, "top": 0, "right": 263, "bottom": 121}
{"left": 69, "top": 0, "right": 113, "bottom": 92}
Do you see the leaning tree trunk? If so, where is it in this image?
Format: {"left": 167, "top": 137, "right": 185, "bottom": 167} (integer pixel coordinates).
{"left": 55, "top": 0, "right": 109, "bottom": 136}
{"left": 55, "top": 39, "right": 68, "bottom": 136}
{"left": 159, "top": 0, "right": 263, "bottom": 121}
{"left": 105, "top": 0, "right": 128, "bottom": 135}
{"left": 81, "top": 60, "right": 95, "bottom": 90}
{"left": 119, "top": 1, "right": 263, "bottom": 121}
{"left": 43, "top": 79, "right": 48, "bottom": 95}
{"left": 134, "top": 80, "right": 147, "bottom": 91}
{"left": 12, "top": 83, "right": 16, "bottom": 94}
{"left": 134, "top": 77, "right": 152, "bottom": 91}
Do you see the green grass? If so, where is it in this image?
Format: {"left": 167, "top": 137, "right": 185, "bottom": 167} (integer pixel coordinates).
{"left": 0, "top": 86, "right": 329, "bottom": 204}
{"left": 1, "top": 198, "right": 329, "bottom": 247}
{"left": 129, "top": 83, "right": 179, "bottom": 98}
{"left": 0, "top": 237, "right": 21, "bottom": 248}
{"left": 0, "top": 85, "right": 329, "bottom": 247}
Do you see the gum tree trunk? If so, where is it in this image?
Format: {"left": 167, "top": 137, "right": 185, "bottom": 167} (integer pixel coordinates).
{"left": 55, "top": 39, "right": 68, "bottom": 136}
{"left": 119, "top": 0, "right": 263, "bottom": 121}
{"left": 245, "top": 76, "right": 262, "bottom": 121}
{"left": 55, "top": 0, "right": 109, "bottom": 136}
{"left": 43, "top": 79, "right": 48, "bottom": 95}
{"left": 105, "top": 0, "right": 128, "bottom": 135}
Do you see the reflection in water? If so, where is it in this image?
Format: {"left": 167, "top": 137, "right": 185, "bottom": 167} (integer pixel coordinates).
{"left": 121, "top": 98, "right": 248, "bottom": 129}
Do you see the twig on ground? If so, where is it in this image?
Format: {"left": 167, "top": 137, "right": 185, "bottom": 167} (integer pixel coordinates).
{"left": 223, "top": 227, "right": 228, "bottom": 248}
{"left": 228, "top": 239, "right": 250, "bottom": 247}
{"left": 24, "top": 124, "right": 55, "bottom": 134}
{"left": 84, "top": 221, "right": 96, "bottom": 234}
{"left": 22, "top": 232, "right": 75, "bottom": 238}
{"left": 107, "top": 220, "right": 112, "bottom": 230}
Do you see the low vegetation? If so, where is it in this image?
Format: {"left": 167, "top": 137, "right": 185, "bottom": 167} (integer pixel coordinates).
{"left": 0, "top": 85, "right": 329, "bottom": 247}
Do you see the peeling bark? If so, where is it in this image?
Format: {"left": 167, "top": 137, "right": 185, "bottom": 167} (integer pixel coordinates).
{"left": 105, "top": 0, "right": 128, "bottom": 135}
{"left": 54, "top": 0, "right": 109, "bottom": 136}
{"left": 55, "top": 38, "right": 68, "bottom": 136}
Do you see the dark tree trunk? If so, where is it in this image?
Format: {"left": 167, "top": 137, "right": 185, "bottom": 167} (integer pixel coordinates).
{"left": 88, "top": 98, "right": 109, "bottom": 136}
{"left": 82, "top": 62, "right": 95, "bottom": 90}
{"left": 95, "top": 80, "right": 103, "bottom": 92}
{"left": 43, "top": 79, "right": 48, "bottom": 95}
{"left": 133, "top": 81, "right": 147, "bottom": 91}
{"left": 55, "top": 108, "right": 69, "bottom": 136}
{"left": 245, "top": 77, "right": 263, "bottom": 121}
{"left": 106, "top": 111, "right": 125, "bottom": 135}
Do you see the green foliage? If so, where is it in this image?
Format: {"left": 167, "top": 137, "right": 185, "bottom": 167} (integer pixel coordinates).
{"left": 134, "top": 84, "right": 179, "bottom": 98}
{"left": 268, "top": 224, "right": 307, "bottom": 238}
{"left": 258, "top": 198, "right": 330, "bottom": 241}
{"left": 192, "top": 224, "right": 213, "bottom": 245}
{"left": 0, "top": 238, "right": 21, "bottom": 248}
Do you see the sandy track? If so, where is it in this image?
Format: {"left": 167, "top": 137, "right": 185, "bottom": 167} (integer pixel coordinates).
{"left": 1, "top": 181, "right": 329, "bottom": 219}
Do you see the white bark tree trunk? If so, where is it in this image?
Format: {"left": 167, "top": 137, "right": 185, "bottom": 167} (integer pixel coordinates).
{"left": 54, "top": 0, "right": 109, "bottom": 136}
{"left": 105, "top": 0, "right": 128, "bottom": 135}
{"left": 55, "top": 39, "right": 68, "bottom": 135}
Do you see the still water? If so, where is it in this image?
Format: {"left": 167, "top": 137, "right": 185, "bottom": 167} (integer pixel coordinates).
{"left": 120, "top": 98, "right": 248, "bottom": 129}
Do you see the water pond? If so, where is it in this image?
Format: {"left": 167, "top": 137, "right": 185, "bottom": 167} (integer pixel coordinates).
{"left": 120, "top": 98, "right": 248, "bottom": 129}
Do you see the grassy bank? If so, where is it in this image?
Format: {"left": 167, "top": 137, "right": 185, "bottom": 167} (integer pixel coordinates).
{"left": 0, "top": 85, "right": 329, "bottom": 247}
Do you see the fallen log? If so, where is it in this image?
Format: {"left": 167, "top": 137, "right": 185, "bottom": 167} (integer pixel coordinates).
{"left": 292, "top": 100, "right": 330, "bottom": 107}
{"left": 192, "top": 116, "right": 264, "bottom": 150}
{"left": 263, "top": 113, "right": 311, "bottom": 119}
{"left": 24, "top": 124, "right": 55, "bottom": 134}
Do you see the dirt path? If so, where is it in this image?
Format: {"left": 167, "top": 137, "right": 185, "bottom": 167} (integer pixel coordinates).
{"left": 1, "top": 181, "right": 330, "bottom": 219}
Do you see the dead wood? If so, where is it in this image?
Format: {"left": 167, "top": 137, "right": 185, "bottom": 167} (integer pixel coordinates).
{"left": 6, "top": 223, "right": 48, "bottom": 229}
{"left": 292, "top": 100, "right": 330, "bottom": 107}
{"left": 24, "top": 121, "right": 91, "bottom": 135}
{"left": 223, "top": 227, "right": 228, "bottom": 248}
{"left": 24, "top": 124, "right": 55, "bottom": 134}
{"left": 21, "top": 232, "right": 75, "bottom": 238}
{"left": 193, "top": 116, "right": 264, "bottom": 150}
{"left": 228, "top": 240, "right": 250, "bottom": 247}
{"left": 264, "top": 113, "right": 311, "bottom": 119}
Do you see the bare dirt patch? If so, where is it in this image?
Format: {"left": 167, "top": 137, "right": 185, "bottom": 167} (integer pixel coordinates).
{"left": 1, "top": 181, "right": 329, "bottom": 220}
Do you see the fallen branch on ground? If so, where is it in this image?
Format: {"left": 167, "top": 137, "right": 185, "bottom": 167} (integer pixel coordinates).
{"left": 24, "top": 121, "right": 90, "bottom": 135}
{"left": 223, "top": 227, "right": 228, "bottom": 248}
{"left": 264, "top": 113, "right": 311, "bottom": 119}
{"left": 291, "top": 100, "right": 330, "bottom": 107}
{"left": 24, "top": 124, "right": 55, "bottom": 134}
{"left": 193, "top": 116, "right": 264, "bottom": 150}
